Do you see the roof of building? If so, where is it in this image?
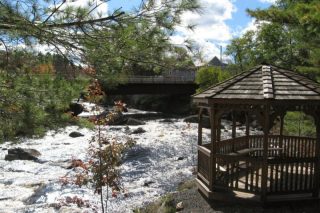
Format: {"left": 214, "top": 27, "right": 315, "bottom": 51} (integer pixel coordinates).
{"left": 193, "top": 65, "right": 320, "bottom": 102}
{"left": 208, "top": 56, "right": 227, "bottom": 67}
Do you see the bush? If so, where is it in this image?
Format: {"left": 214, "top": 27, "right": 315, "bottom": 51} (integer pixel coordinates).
{"left": 195, "top": 66, "right": 231, "bottom": 92}
{"left": 0, "top": 72, "right": 88, "bottom": 142}
{"left": 284, "top": 111, "right": 316, "bottom": 137}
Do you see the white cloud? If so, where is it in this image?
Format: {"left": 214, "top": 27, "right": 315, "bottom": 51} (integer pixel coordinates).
{"left": 57, "top": 0, "right": 109, "bottom": 18}
{"left": 240, "top": 18, "right": 258, "bottom": 35}
{"left": 173, "top": 0, "right": 236, "bottom": 64}
{"left": 259, "top": 0, "right": 277, "bottom": 4}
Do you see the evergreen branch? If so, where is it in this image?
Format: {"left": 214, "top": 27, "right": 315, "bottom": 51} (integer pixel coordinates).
{"left": 43, "top": 12, "right": 125, "bottom": 29}
{"left": 42, "top": 0, "right": 67, "bottom": 24}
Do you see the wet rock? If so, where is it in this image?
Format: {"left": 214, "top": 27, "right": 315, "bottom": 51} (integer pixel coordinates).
{"left": 58, "top": 206, "right": 82, "bottom": 213}
{"left": 69, "top": 103, "right": 84, "bottom": 116}
{"left": 67, "top": 159, "right": 87, "bottom": 169}
{"left": 109, "top": 127, "right": 123, "bottom": 131}
{"left": 176, "top": 202, "right": 184, "bottom": 211}
{"left": 0, "top": 197, "right": 11, "bottom": 201}
{"left": 183, "top": 115, "right": 210, "bottom": 128}
{"left": 250, "top": 120, "right": 259, "bottom": 128}
{"left": 24, "top": 183, "right": 47, "bottom": 205}
{"left": 131, "top": 127, "right": 146, "bottom": 134}
{"left": 126, "top": 118, "right": 146, "bottom": 126}
{"left": 160, "top": 119, "right": 173, "bottom": 123}
{"left": 107, "top": 112, "right": 127, "bottom": 125}
{"left": 5, "top": 148, "right": 41, "bottom": 161}
{"left": 124, "top": 126, "right": 130, "bottom": 133}
{"left": 69, "top": 131, "right": 84, "bottom": 138}
{"left": 177, "top": 157, "right": 184, "bottom": 161}
{"left": 2, "top": 147, "right": 7, "bottom": 150}
{"left": 238, "top": 126, "right": 245, "bottom": 130}
{"left": 143, "top": 181, "right": 155, "bottom": 187}
{"left": 95, "top": 110, "right": 110, "bottom": 120}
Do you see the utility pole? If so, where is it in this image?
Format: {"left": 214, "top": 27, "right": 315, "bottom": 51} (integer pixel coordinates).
{"left": 220, "top": 45, "right": 223, "bottom": 69}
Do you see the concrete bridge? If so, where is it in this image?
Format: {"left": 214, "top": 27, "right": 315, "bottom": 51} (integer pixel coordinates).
{"left": 106, "top": 74, "right": 198, "bottom": 95}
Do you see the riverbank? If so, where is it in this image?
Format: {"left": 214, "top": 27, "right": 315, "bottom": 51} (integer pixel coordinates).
{"left": 137, "top": 179, "right": 320, "bottom": 213}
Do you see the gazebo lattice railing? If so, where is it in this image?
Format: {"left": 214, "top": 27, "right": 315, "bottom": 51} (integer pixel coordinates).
{"left": 193, "top": 65, "right": 320, "bottom": 202}
{"left": 198, "top": 135, "right": 317, "bottom": 195}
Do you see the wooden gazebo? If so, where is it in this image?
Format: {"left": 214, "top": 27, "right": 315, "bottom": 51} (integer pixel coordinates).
{"left": 193, "top": 65, "right": 320, "bottom": 202}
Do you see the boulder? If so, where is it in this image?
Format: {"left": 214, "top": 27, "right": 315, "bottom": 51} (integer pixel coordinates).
{"left": 177, "top": 157, "right": 184, "bottom": 161}
{"left": 67, "top": 159, "right": 87, "bottom": 170}
{"left": 143, "top": 181, "right": 155, "bottom": 187}
{"left": 95, "top": 110, "right": 110, "bottom": 120}
{"left": 184, "top": 115, "right": 226, "bottom": 129}
{"left": 160, "top": 119, "right": 173, "bottom": 123}
{"left": 176, "top": 202, "right": 184, "bottom": 211}
{"left": 183, "top": 115, "right": 211, "bottom": 129}
{"left": 69, "top": 103, "right": 84, "bottom": 116}
{"left": 106, "top": 112, "right": 127, "bottom": 125}
{"left": 131, "top": 127, "right": 146, "bottom": 134}
{"left": 126, "top": 118, "right": 146, "bottom": 126}
{"left": 5, "top": 148, "right": 41, "bottom": 161}
{"left": 69, "top": 131, "right": 84, "bottom": 138}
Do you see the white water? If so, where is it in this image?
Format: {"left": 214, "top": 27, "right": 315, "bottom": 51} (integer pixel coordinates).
{"left": 0, "top": 108, "right": 260, "bottom": 213}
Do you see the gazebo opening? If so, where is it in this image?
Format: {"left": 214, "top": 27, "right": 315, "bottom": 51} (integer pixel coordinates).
{"left": 193, "top": 65, "right": 320, "bottom": 202}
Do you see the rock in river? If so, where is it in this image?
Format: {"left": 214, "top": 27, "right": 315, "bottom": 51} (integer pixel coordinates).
{"left": 5, "top": 148, "right": 41, "bottom": 161}
{"left": 131, "top": 127, "right": 146, "bottom": 134}
{"left": 69, "top": 131, "right": 84, "bottom": 138}
{"left": 126, "top": 118, "right": 146, "bottom": 126}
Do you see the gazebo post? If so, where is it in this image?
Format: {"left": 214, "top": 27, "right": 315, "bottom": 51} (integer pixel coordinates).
{"left": 209, "top": 106, "right": 217, "bottom": 190}
{"left": 279, "top": 113, "right": 285, "bottom": 156}
{"left": 245, "top": 112, "right": 250, "bottom": 148}
{"left": 198, "top": 108, "right": 203, "bottom": 146}
{"left": 261, "top": 104, "right": 270, "bottom": 202}
{"left": 232, "top": 111, "right": 236, "bottom": 152}
{"left": 313, "top": 115, "right": 320, "bottom": 198}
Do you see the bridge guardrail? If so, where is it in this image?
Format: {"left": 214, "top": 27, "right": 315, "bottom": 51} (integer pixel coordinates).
{"left": 126, "top": 75, "right": 195, "bottom": 84}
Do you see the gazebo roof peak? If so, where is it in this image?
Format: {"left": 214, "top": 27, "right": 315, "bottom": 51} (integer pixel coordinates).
{"left": 193, "top": 64, "right": 320, "bottom": 102}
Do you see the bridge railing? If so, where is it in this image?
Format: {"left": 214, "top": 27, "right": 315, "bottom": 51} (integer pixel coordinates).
{"left": 126, "top": 75, "right": 195, "bottom": 84}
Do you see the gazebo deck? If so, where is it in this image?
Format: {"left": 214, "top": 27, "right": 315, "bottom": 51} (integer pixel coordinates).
{"left": 198, "top": 135, "right": 317, "bottom": 199}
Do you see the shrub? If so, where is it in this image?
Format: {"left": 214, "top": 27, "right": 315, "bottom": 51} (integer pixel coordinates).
{"left": 0, "top": 72, "right": 88, "bottom": 142}
{"left": 195, "top": 66, "right": 231, "bottom": 92}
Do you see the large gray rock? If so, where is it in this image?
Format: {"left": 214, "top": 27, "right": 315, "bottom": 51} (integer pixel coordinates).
{"left": 69, "top": 131, "right": 84, "bottom": 138}
{"left": 183, "top": 115, "right": 211, "bottom": 128}
{"left": 69, "top": 103, "right": 84, "bottom": 116}
{"left": 126, "top": 118, "right": 146, "bottom": 126}
{"left": 131, "top": 127, "right": 146, "bottom": 134}
{"left": 106, "top": 112, "right": 128, "bottom": 125}
{"left": 184, "top": 115, "right": 225, "bottom": 129}
{"left": 5, "top": 148, "right": 41, "bottom": 161}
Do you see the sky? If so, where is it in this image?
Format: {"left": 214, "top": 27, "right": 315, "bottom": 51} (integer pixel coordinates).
{"left": 60, "top": 0, "right": 276, "bottom": 64}
{"left": 106, "top": 0, "right": 276, "bottom": 64}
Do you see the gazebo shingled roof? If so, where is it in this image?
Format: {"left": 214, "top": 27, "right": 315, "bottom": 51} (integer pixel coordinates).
{"left": 194, "top": 65, "right": 320, "bottom": 101}
{"left": 193, "top": 65, "right": 320, "bottom": 203}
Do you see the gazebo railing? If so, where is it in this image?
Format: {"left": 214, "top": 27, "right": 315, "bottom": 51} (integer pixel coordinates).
{"left": 198, "top": 145, "right": 211, "bottom": 187}
{"left": 197, "top": 135, "right": 317, "bottom": 195}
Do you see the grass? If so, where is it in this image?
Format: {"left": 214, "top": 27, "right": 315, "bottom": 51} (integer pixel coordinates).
{"left": 177, "top": 179, "right": 196, "bottom": 192}
{"left": 133, "top": 194, "right": 176, "bottom": 213}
